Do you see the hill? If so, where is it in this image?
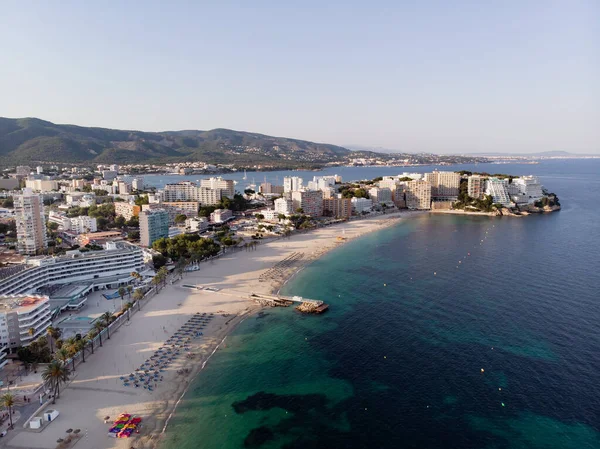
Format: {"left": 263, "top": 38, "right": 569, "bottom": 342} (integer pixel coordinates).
{"left": 0, "top": 117, "right": 352, "bottom": 166}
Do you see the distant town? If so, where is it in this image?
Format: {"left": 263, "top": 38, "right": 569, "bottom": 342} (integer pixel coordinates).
{"left": 0, "top": 160, "right": 561, "bottom": 444}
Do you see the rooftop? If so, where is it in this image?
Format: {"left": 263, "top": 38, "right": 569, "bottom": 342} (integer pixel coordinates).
{"left": 0, "top": 295, "right": 48, "bottom": 312}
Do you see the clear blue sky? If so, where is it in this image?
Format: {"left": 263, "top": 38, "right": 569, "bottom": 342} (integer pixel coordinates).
{"left": 1, "top": 1, "right": 598, "bottom": 154}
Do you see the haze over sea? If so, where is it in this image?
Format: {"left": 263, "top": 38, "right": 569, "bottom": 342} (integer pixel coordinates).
{"left": 159, "top": 160, "right": 600, "bottom": 449}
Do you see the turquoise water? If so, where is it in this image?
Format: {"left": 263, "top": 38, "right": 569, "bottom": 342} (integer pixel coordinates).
{"left": 161, "top": 160, "right": 600, "bottom": 449}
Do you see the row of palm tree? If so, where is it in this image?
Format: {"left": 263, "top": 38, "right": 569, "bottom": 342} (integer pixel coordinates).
{"left": 151, "top": 266, "right": 169, "bottom": 290}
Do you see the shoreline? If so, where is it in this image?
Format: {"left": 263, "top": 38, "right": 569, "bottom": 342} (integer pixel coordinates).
{"left": 5, "top": 211, "right": 419, "bottom": 449}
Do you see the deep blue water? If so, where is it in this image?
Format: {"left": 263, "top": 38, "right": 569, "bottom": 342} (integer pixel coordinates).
{"left": 161, "top": 160, "right": 600, "bottom": 449}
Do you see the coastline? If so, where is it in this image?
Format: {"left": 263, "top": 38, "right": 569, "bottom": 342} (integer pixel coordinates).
{"left": 5, "top": 211, "right": 418, "bottom": 449}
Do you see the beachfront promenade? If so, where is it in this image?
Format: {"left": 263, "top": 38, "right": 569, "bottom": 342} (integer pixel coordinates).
{"left": 2, "top": 211, "right": 412, "bottom": 449}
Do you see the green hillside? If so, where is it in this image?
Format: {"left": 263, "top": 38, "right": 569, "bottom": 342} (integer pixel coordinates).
{"left": 0, "top": 117, "right": 351, "bottom": 166}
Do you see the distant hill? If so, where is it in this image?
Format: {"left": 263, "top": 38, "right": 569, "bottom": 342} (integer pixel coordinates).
{"left": 0, "top": 117, "right": 351, "bottom": 166}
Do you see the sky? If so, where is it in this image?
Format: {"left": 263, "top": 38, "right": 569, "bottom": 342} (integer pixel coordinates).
{"left": 1, "top": 1, "right": 598, "bottom": 154}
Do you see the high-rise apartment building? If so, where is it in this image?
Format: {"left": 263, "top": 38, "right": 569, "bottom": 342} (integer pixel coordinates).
{"left": 14, "top": 189, "right": 47, "bottom": 255}
{"left": 162, "top": 182, "right": 222, "bottom": 205}
{"left": 322, "top": 197, "right": 352, "bottom": 218}
{"left": 425, "top": 171, "right": 461, "bottom": 199}
{"left": 283, "top": 176, "right": 304, "bottom": 193}
{"left": 508, "top": 176, "right": 544, "bottom": 205}
{"left": 467, "top": 175, "right": 485, "bottom": 199}
{"left": 139, "top": 209, "right": 169, "bottom": 247}
{"left": 200, "top": 177, "right": 235, "bottom": 198}
{"left": 114, "top": 202, "right": 141, "bottom": 221}
{"left": 291, "top": 190, "right": 323, "bottom": 217}
{"left": 485, "top": 178, "right": 511, "bottom": 206}
{"left": 369, "top": 187, "right": 393, "bottom": 204}
{"left": 274, "top": 198, "right": 294, "bottom": 216}
{"left": 404, "top": 180, "right": 432, "bottom": 210}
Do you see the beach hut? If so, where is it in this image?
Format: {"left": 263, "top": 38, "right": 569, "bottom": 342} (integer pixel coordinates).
{"left": 29, "top": 417, "right": 43, "bottom": 429}
{"left": 45, "top": 409, "right": 60, "bottom": 422}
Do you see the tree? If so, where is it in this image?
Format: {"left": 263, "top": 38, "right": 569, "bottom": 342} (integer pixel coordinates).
{"left": 114, "top": 216, "right": 126, "bottom": 228}
{"left": 28, "top": 327, "right": 35, "bottom": 338}
{"left": 47, "top": 326, "right": 61, "bottom": 351}
{"left": 1, "top": 393, "right": 15, "bottom": 429}
{"left": 118, "top": 287, "right": 126, "bottom": 302}
{"left": 101, "top": 312, "right": 113, "bottom": 339}
{"left": 93, "top": 322, "right": 104, "bottom": 347}
{"left": 42, "top": 361, "right": 70, "bottom": 404}
{"left": 55, "top": 347, "right": 70, "bottom": 363}
{"left": 133, "top": 289, "right": 144, "bottom": 301}
{"left": 255, "top": 213, "right": 265, "bottom": 221}
{"left": 277, "top": 213, "right": 287, "bottom": 222}
{"left": 152, "top": 253, "right": 167, "bottom": 269}
{"left": 158, "top": 267, "right": 168, "bottom": 287}
{"left": 126, "top": 216, "right": 139, "bottom": 227}
{"left": 2, "top": 198, "right": 13, "bottom": 208}
{"left": 134, "top": 195, "right": 149, "bottom": 206}
{"left": 126, "top": 285, "right": 133, "bottom": 297}
{"left": 174, "top": 214, "right": 188, "bottom": 225}
{"left": 127, "top": 230, "right": 140, "bottom": 241}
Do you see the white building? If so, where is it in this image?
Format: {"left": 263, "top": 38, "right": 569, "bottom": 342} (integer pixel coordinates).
{"left": 369, "top": 187, "right": 393, "bottom": 205}
{"left": 14, "top": 189, "right": 47, "bottom": 255}
{"left": 509, "top": 176, "right": 544, "bottom": 205}
{"left": 210, "top": 209, "right": 233, "bottom": 223}
{"left": 162, "top": 182, "right": 222, "bottom": 205}
{"left": 404, "top": 180, "right": 432, "bottom": 210}
{"left": 425, "top": 171, "right": 461, "bottom": 199}
{"left": 0, "top": 242, "right": 145, "bottom": 296}
{"left": 283, "top": 176, "right": 304, "bottom": 193}
{"left": 186, "top": 217, "right": 209, "bottom": 233}
{"left": 485, "top": 178, "right": 512, "bottom": 207}
{"left": 25, "top": 178, "right": 58, "bottom": 192}
{"left": 131, "top": 177, "right": 144, "bottom": 191}
{"left": 102, "top": 170, "right": 118, "bottom": 181}
{"left": 351, "top": 197, "right": 372, "bottom": 214}
{"left": 200, "top": 177, "right": 235, "bottom": 198}
{"left": 274, "top": 198, "right": 294, "bottom": 216}
{"left": 36, "top": 166, "right": 43, "bottom": 175}
{"left": 69, "top": 216, "right": 97, "bottom": 234}
{"left": 0, "top": 295, "right": 52, "bottom": 350}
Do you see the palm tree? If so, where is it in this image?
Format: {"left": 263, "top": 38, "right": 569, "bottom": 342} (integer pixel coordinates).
{"left": 77, "top": 338, "right": 88, "bottom": 363}
{"left": 93, "top": 322, "right": 104, "bottom": 347}
{"left": 158, "top": 267, "right": 168, "bottom": 286}
{"left": 42, "top": 361, "right": 70, "bottom": 404}
{"left": 1, "top": 393, "right": 15, "bottom": 429}
{"left": 126, "top": 285, "right": 133, "bottom": 297}
{"left": 133, "top": 289, "right": 144, "bottom": 301}
{"left": 55, "top": 347, "right": 69, "bottom": 363}
{"left": 46, "top": 326, "right": 57, "bottom": 353}
{"left": 101, "top": 312, "right": 112, "bottom": 339}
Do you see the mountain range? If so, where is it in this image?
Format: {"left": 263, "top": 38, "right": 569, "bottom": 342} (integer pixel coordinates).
{"left": 0, "top": 117, "right": 354, "bottom": 167}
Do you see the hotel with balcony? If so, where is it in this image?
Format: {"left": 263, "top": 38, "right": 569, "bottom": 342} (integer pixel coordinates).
{"left": 0, "top": 295, "right": 52, "bottom": 351}
{"left": 0, "top": 242, "right": 145, "bottom": 296}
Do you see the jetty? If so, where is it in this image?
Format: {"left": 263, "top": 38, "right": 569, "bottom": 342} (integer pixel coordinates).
{"left": 249, "top": 293, "right": 329, "bottom": 313}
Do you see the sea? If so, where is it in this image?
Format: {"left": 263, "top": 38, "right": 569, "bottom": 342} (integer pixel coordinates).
{"left": 158, "top": 160, "right": 600, "bottom": 449}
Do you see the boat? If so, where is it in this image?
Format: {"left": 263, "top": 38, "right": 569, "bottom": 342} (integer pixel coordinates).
{"left": 242, "top": 170, "right": 247, "bottom": 180}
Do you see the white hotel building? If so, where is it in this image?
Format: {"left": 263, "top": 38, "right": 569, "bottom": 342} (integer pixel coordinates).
{"left": 0, "top": 295, "right": 52, "bottom": 352}
{"left": 0, "top": 242, "right": 145, "bottom": 296}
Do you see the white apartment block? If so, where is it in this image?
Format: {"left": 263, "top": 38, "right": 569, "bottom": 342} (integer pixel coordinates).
{"left": 114, "top": 202, "right": 141, "bottom": 221}
{"left": 143, "top": 202, "right": 199, "bottom": 225}
{"left": 351, "top": 197, "right": 372, "bottom": 214}
{"left": 200, "top": 177, "right": 235, "bottom": 198}
{"left": 186, "top": 217, "right": 209, "bottom": 233}
{"left": 131, "top": 177, "right": 144, "bottom": 191}
{"left": 468, "top": 175, "right": 485, "bottom": 199}
{"left": 162, "top": 182, "right": 222, "bottom": 205}
{"left": 369, "top": 187, "right": 393, "bottom": 204}
{"left": 69, "top": 216, "right": 97, "bottom": 234}
{"left": 291, "top": 190, "right": 323, "bottom": 217}
{"left": 15, "top": 189, "right": 48, "bottom": 255}
{"left": 485, "top": 178, "right": 512, "bottom": 207}
{"left": 210, "top": 209, "right": 233, "bottom": 223}
{"left": 25, "top": 178, "right": 58, "bottom": 192}
{"left": 0, "top": 242, "right": 145, "bottom": 296}
{"left": 0, "top": 295, "right": 52, "bottom": 349}
{"left": 274, "top": 198, "right": 294, "bottom": 216}
{"left": 424, "top": 171, "right": 461, "bottom": 199}
{"left": 508, "top": 176, "right": 544, "bottom": 205}
{"left": 283, "top": 176, "right": 304, "bottom": 193}
{"left": 404, "top": 180, "right": 432, "bottom": 210}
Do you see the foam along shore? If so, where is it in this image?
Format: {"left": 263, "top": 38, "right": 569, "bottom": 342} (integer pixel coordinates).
{"left": 7, "top": 211, "right": 418, "bottom": 449}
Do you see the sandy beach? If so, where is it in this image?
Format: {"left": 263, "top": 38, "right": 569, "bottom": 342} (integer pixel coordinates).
{"left": 4, "top": 211, "right": 418, "bottom": 449}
